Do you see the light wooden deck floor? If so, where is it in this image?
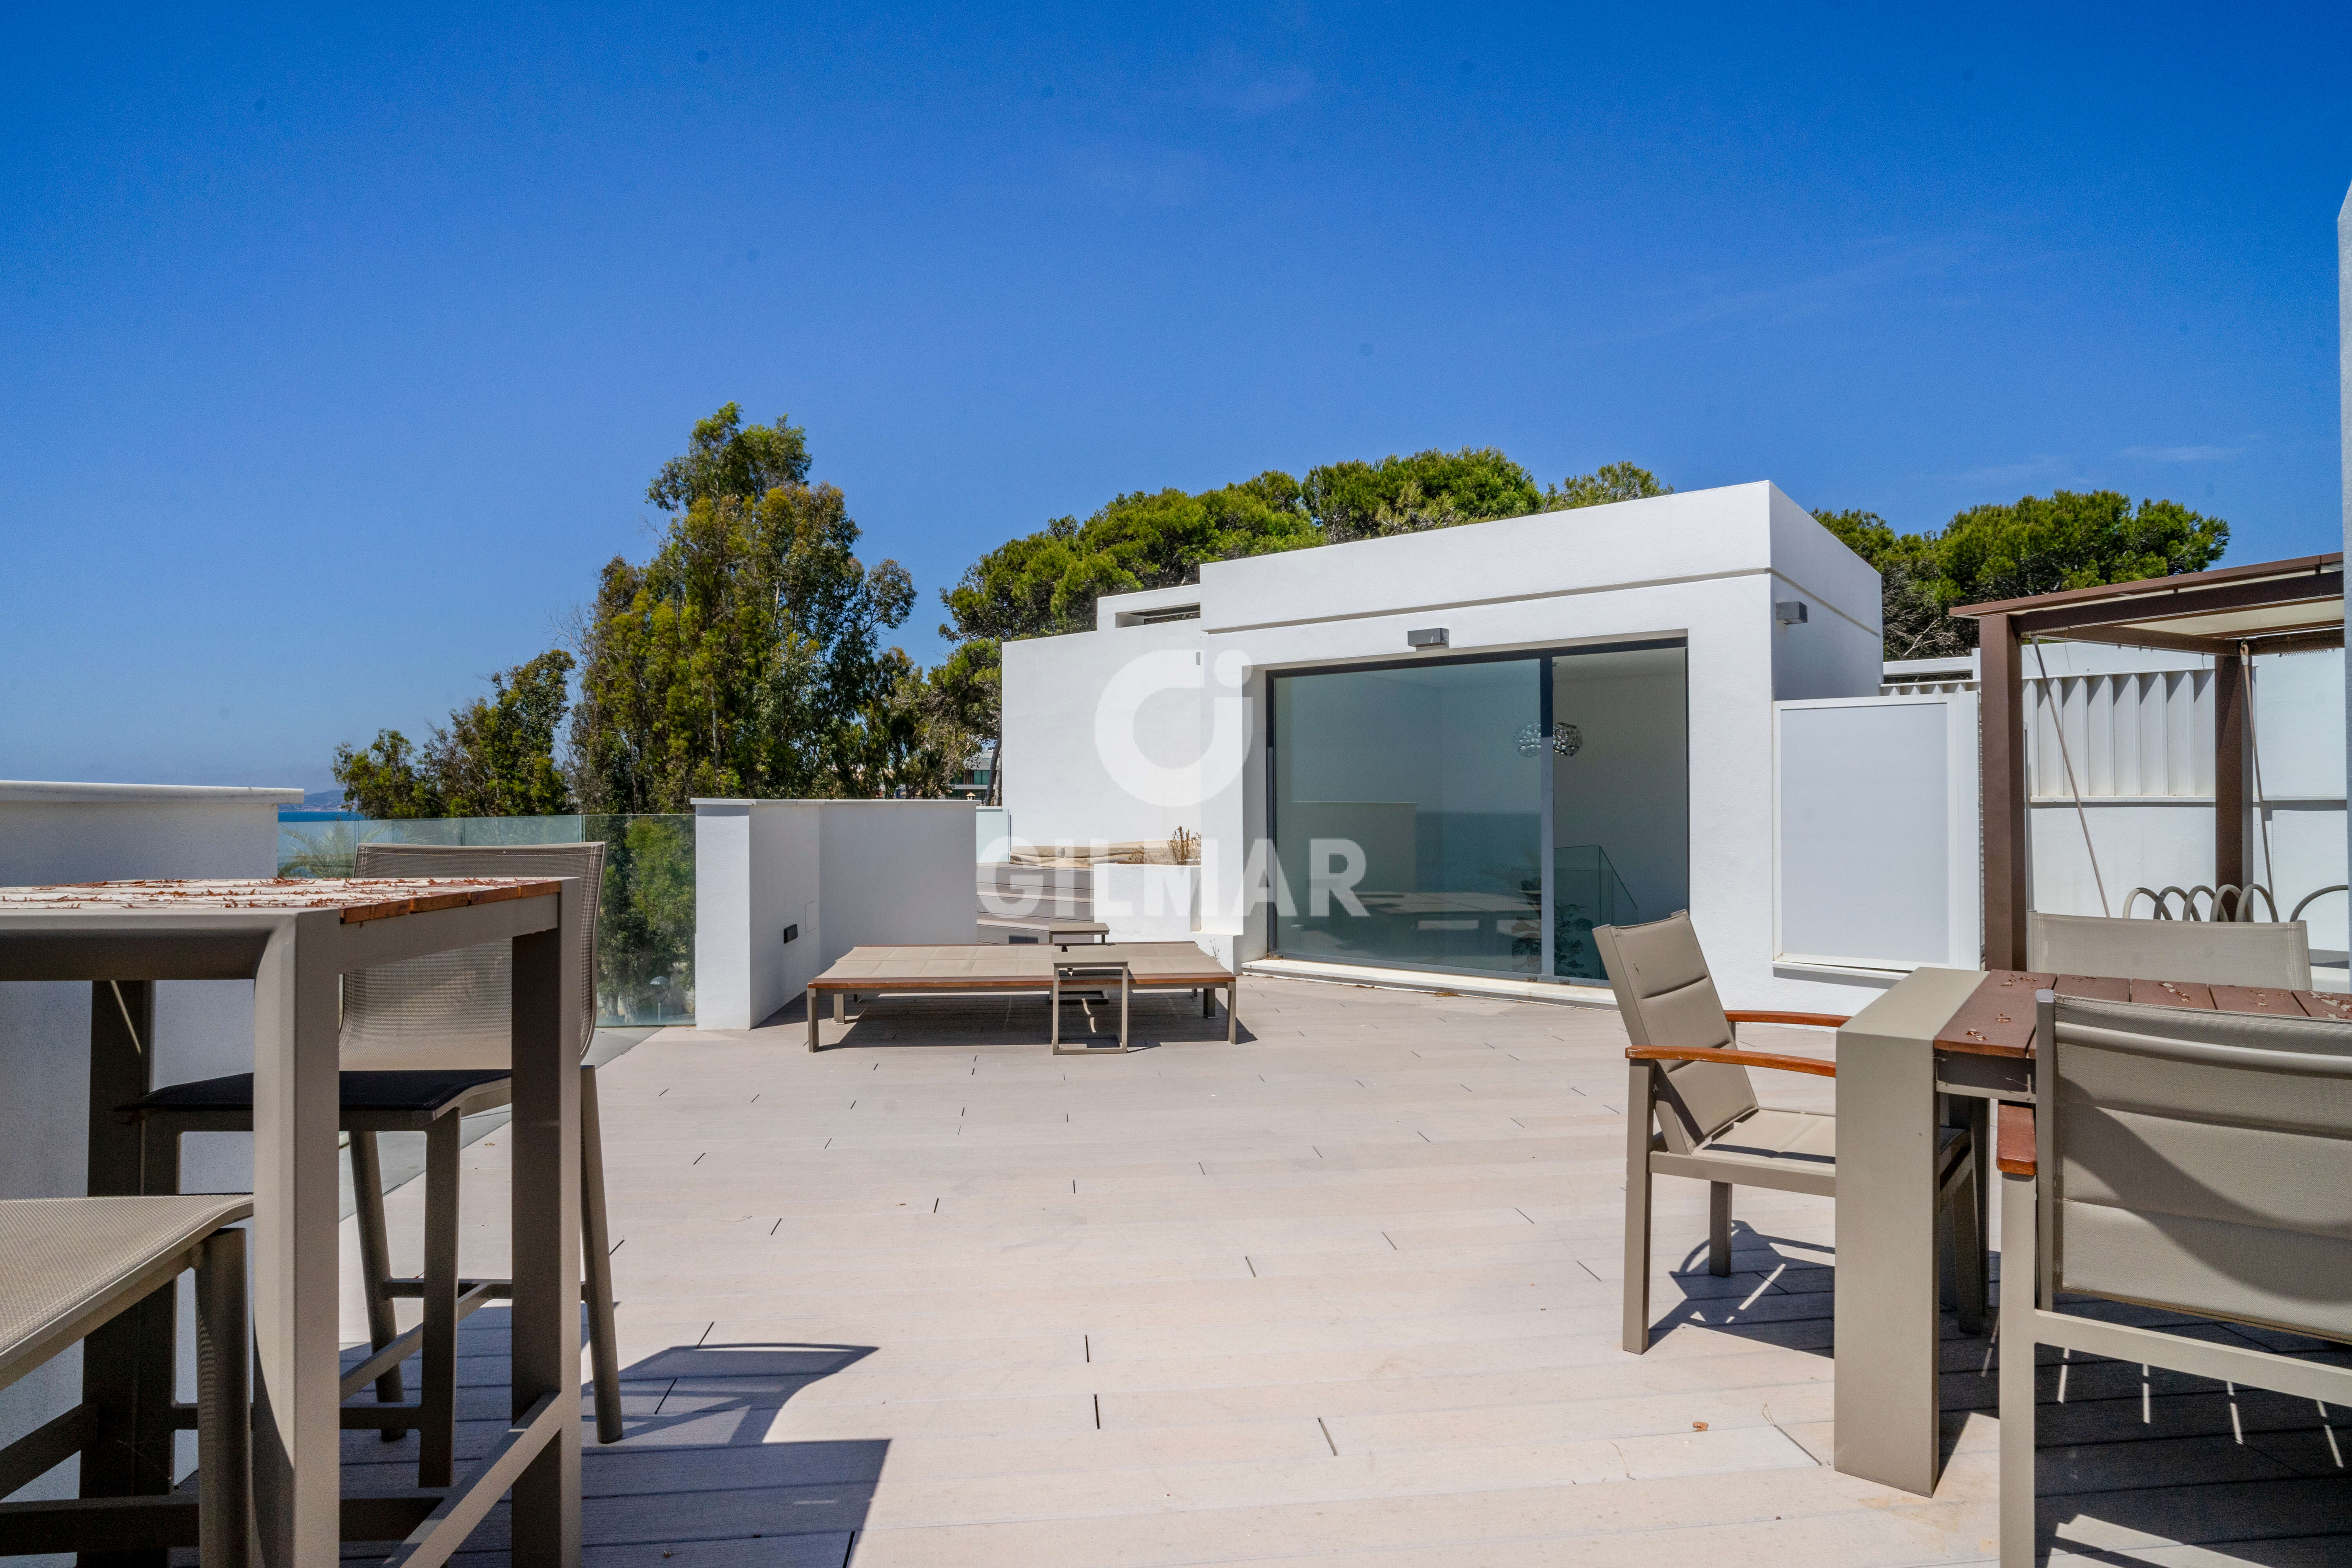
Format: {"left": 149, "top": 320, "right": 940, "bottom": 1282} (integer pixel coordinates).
{"left": 335, "top": 976, "right": 2352, "bottom": 1566}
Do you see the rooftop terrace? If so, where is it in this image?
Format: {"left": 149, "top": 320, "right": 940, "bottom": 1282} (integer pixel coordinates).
{"left": 343, "top": 977, "right": 2351, "bottom": 1566}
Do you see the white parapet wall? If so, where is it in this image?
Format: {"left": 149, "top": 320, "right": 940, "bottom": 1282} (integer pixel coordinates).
{"left": 1093, "top": 862, "right": 1203, "bottom": 946}
{"left": 0, "top": 781, "right": 299, "bottom": 1197}
{"left": 694, "top": 799, "right": 978, "bottom": 1029}
{"left": 0, "top": 779, "right": 301, "bottom": 1503}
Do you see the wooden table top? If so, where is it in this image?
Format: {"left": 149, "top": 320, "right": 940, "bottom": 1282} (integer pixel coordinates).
{"left": 811, "top": 942, "right": 1233, "bottom": 990}
{"left": 1932, "top": 967, "right": 2352, "bottom": 1057}
{"left": 0, "top": 877, "right": 561, "bottom": 925}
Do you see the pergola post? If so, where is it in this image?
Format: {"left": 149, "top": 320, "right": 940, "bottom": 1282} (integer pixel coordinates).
{"left": 2214, "top": 650, "right": 2248, "bottom": 896}
{"left": 1979, "top": 613, "right": 2028, "bottom": 970}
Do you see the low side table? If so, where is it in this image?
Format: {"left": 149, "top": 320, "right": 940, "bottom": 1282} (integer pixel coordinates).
{"left": 1051, "top": 957, "right": 1131, "bottom": 1053}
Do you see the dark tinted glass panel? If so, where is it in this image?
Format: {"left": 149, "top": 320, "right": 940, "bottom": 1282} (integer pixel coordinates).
{"left": 1272, "top": 659, "right": 1543, "bottom": 976}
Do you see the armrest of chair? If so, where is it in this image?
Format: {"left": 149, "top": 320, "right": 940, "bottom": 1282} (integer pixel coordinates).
{"left": 1625, "top": 1046, "right": 1836, "bottom": 1079}
{"left": 1996, "top": 1103, "right": 2036, "bottom": 1175}
{"left": 1722, "top": 1010, "right": 1851, "bottom": 1028}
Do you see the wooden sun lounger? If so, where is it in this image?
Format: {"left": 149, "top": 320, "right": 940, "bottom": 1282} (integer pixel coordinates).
{"left": 804, "top": 942, "right": 1239, "bottom": 1051}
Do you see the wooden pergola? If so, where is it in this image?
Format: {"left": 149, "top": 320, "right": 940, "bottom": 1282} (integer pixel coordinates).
{"left": 1950, "top": 552, "right": 2345, "bottom": 970}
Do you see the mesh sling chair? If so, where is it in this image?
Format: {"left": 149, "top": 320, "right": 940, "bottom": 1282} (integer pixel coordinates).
{"left": 0, "top": 1196, "right": 251, "bottom": 1562}
{"left": 121, "top": 842, "right": 622, "bottom": 1491}
{"left": 2027, "top": 910, "right": 2311, "bottom": 989}
{"left": 1596, "top": 913, "right": 1985, "bottom": 1354}
{"left": 1998, "top": 993, "right": 2352, "bottom": 1566}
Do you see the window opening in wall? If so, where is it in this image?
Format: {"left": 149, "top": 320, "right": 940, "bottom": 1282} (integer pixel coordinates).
{"left": 1116, "top": 604, "right": 1201, "bottom": 626}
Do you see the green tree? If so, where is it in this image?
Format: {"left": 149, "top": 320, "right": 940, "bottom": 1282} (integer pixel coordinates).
{"left": 1938, "top": 491, "right": 2227, "bottom": 608}
{"left": 568, "top": 407, "right": 916, "bottom": 810}
{"left": 1545, "top": 461, "right": 1673, "bottom": 510}
{"left": 331, "top": 650, "right": 577, "bottom": 818}
{"left": 1813, "top": 492, "right": 2230, "bottom": 660}
{"left": 825, "top": 648, "right": 974, "bottom": 800}
{"left": 924, "top": 635, "right": 1003, "bottom": 786}
{"left": 1303, "top": 447, "right": 1546, "bottom": 540}
{"left": 1812, "top": 508, "right": 1972, "bottom": 661}
{"left": 937, "top": 450, "right": 1677, "bottom": 777}
{"left": 645, "top": 401, "right": 811, "bottom": 514}
{"left": 941, "top": 471, "right": 1321, "bottom": 649}
{"left": 332, "top": 730, "right": 447, "bottom": 819}
{"left": 944, "top": 452, "right": 1673, "bottom": 651}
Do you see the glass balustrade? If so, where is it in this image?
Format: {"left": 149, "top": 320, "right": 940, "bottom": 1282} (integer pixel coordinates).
{"left": 277, "top": 813, "right": 695, "bottom": 1025}
{"left": 1550, "top": 844, "right": 1639, "bottom": 981}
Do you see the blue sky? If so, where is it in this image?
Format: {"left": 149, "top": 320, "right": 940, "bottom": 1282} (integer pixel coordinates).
{"left": 4, "top": 3, "right": 2348, "bottom": 790}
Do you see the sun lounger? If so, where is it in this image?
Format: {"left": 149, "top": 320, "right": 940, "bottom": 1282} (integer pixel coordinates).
{"left": 804, "top": 942, "right": 1237, "bottom": 1051}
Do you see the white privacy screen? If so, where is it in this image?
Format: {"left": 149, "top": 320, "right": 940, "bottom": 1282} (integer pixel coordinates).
{"left": 1777, "top": 699, "right": 1953, "bottom": 967}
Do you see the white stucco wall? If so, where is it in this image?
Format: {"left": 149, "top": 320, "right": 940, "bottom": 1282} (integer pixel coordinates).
{"left": 0, "top": 780, "right": 299, "bottom": 1514}
{"left": 1093, "top": 862, "right": 1203, "bottom": 944}
{"left": 1001, "top": 482, "right": 1885, "bottom": 1006}
{"left": 1768, "top": 487, "right": 1889, "bottom": 703}
{"left": 0, "top": 783, "right": 297, "bottom": 1198}
{"left": 693, "top": 800, "right": 976, "bottom": 1029}
{"left": 1002, "top": 618, "right": 1207, "bottom": 849}
{"left": 815, "top": 801, "right": 977, "bottom": 969}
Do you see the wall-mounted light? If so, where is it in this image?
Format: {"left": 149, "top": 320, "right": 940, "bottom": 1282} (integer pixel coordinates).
{"left": 1406, "top": 627, "right": 1449, "bottom": 648}
{"left": 781, "top": 924, "right": 799, "bottom": 945}
{"left": 1774, "top": 601, "right": 1809, "bottom": 626}
{"left": 1515, "top": 721, "right": 1584, "bottom": 758}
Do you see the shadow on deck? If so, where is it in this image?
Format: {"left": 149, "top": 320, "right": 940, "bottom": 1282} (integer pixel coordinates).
{"left": 329, "top": 1313, "right": 882, "bottom": 1566}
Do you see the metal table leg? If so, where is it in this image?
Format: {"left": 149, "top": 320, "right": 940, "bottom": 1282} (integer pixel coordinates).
{"left": 1832, "top": 967, "right": 1982, "bottom": 1497}
{"left": 83, "top": 978, "right": 171, "bottom": 1568}
{"left": 509, "top": 921, "right": 584, "bottom": 1567}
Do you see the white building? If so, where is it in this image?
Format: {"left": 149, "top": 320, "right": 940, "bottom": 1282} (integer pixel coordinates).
{"left": 1001, "top": 484, "right": 2351, "bottom": 1011}
{"left": 1003, "top": 482, "right": 1886, "bottom": 1010}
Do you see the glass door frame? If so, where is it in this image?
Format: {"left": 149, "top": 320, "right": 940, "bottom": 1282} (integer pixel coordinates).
{"left": 1263, "top": 635, "right": 1688, "bottom": 984}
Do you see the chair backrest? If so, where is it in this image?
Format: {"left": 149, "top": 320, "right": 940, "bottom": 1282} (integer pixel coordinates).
{"left": 1592, "top": 912, "right": 1756, "bottom": 1153}
{"left": 2043, "top": 993, "right": 2352, "bottom": 1340}
{"left": 342, "top": 841, "right": 605, "bottom": 1069}
{"left": 2028, "top": 911, "right": 2310, "bottom": 989}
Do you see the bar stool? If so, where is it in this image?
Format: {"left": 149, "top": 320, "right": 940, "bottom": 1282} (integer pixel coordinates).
{"left": 0, "top": 1195, "right": 251, "bottom": 1562}
{"left": 123, "top": 841, "right": 622, "bottom": 1490}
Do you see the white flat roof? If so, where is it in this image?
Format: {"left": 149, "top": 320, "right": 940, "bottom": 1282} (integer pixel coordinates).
{"left": 0, "top": 780, "right": 306, "bottom": 805}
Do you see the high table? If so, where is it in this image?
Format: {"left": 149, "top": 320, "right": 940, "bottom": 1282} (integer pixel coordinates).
{"left": 1829, "top": 964, "right": 2352, "bottom": 1496}
{"left": 0, "top": 878, "right": 584, "bottom": 1568}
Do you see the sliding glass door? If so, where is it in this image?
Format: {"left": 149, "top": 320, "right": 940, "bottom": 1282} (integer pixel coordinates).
{"left": 1547, "top": 643, "right": 1690, "bottom": 979}
{"left": 1271, "top": 658, "right": 1543, "bottom": 974}
{"left": 1270, "top": 641, "right": 1686, "bottom": 984}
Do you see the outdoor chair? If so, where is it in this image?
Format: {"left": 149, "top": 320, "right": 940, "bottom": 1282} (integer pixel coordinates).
{"left": 121, "top": 841, "right": 622, "bottom": 1491}
{"left": 1595, "top": 912, "right": 1984, "bottom": 1354}
{"left": 0, "top": 1195, "right": 250, "bottom": 1562}
{"left": 1997, "top": 993, "right": 2352, "bottom": 1566}
{"left": 2026, "top": 910, "right": 2310, "bottom": 989}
